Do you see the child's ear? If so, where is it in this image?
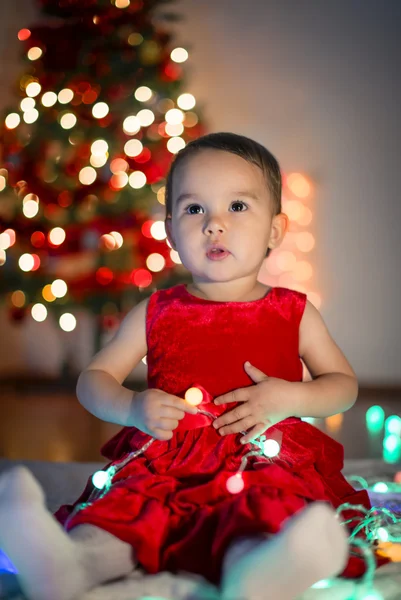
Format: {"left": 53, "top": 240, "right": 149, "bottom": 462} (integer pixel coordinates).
{"left": 165, "top": 217, "right": 176, "bottom": 250}
{"left": 268, "top": 212, "right": 289, "bottom": 250}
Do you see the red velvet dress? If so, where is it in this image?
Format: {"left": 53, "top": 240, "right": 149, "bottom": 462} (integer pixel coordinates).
{"left": 55, "top": 284, "right": 387, "bottom": 584}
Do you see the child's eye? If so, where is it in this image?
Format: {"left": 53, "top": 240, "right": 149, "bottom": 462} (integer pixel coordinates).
{"left": 185, "top": 204, "right": 203, "bottom": 214}
{"left": 230, "top": 201, "right": 248, "bottom": 212}
{"left": 184, "top": 201, "right": 248, "bottom": 214}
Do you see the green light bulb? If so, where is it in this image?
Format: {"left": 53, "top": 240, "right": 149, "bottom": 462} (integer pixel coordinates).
{"left": 372, "top": 482, "right": 388, "bottom": 493}
{"left": 383, "top": 434, "right": 401, "bottom": 453}
{"left": 92, "top": 470, "right": 109, "bottom": 489}
{"left": 366, "top": 406, "right": 385, "bottom": 433}
{"left": 311, "top": 579, "right": 331, "bottom": 589}
{"left": 385, "top": 415, "right": 401, "bottom": 436}
{"left": 361, "top": 592, "right": 384, "bottom": 600}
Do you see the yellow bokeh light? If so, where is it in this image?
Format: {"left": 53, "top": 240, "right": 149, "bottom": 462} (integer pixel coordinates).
{"left": 27, "top": 47, "right": 43, "bottom": 61}
{"left": 42, "top": 284, "right": 56, "bottom": 302}
{"left": 19, "top": 253, "right": 35, "bottom": 272}
{"left": 23, "top": 193, "right": 39, "bottom": 205}
{"left": 0, "top": 232, "right": 13, "bottom": 254}
{"left": 41, "top": 91, "right": 58, "bottom": 107}
{"left": 92, "top": 102, "right": 109, "bottom": 119}
{"left": 128, "top": 171, "right": 147, "bottom": 189}
{"left": 110, "top": 231, "right": 123, "bottom": 248}
{"left": 170, "top": 47, "right": 188, "bottom": 63}
{"left": 11, "top": 290, "right": 26, "bottom": 307}
{"left": 170, "top": 249, "right": 182, "bottom": 264}
{"left": 124, "top": 139, "right": 143, "bottom": 157}
{"left": 79, "top": 166, "right": 97, "bottom": 185}
{"left": 146, "top": 253, "right": 165, "bottom": 272}
{"left": 183, "top": 112, "right": 198, "bottom": 127}
{"left": 59, "top": 313, "right": 76, "bottom": 332}
{"left": 325, "top": 413, "right": 343, "bottom": 434}
{"left": 284, "top": 200, "right": 303, "bottom": 222}
{"left": 150, "top": 221, "right": 166, "bottom": 240}
{"left": 137, "top": 109, "right": 155, "bottom": 127}
{"left": 51, "top": 279, "right": 68, "bottom": 298}
{"left": 0, "top": 233, "right": 10, "bottom": 250}
{"left": 60, "top": 113, "right": 77, "bottom": 129}
{"left": 23, "top": 200, "right": 39, "bottom": 218}
{"left": 31, "top": 303, "right": 47, "bottom": 322}
{"left": 135, "top": 86, "right": 152, "bottom": 102}
{"left": 277, "top": 273, "right": 295, "bottom": 288}
{"left": 0, "top": 176, "right": 6, "bottom": 191}
{"left": 100, "top": 234, "right": 117, "bottom": 250}
{"left": 20, "top": 97, "right": 35, "bottom": 112}
{"left": 295, "top": 232, "right": 315, "bottom": 253}
{"left": 90, "top": 154, "right": 108, "bottom": 168}
{"left": 276, "top": 251, "right": 297, "bottom": 272}
{"left": 156, "top": 186, "right": 165, "bottom": 205}
{"left": 58, "top": 88, "right": 74, "bottom": 104}
{"left": 26, "top": 82, "right": 41, "bottom": 97}
{"left": 5, "top": 113, "right": 20, "bottom": 129}
{"left": 293, "top": 261, "right": 313, "bottom": 282}
{"left": 165, "top": 108, "right": 184, "bottom": 125}
{"left": 177, "top": 93, "right": 196, "bottom": 110}
{"left": 123, "top": 115, "right": 141, "bottom": 135}
{"left": 49, "top": 227, "right": 66, "bottom": 246}
{"left": 287, "top": 173, "right": 311, "bottom": 198}
{"left": 165, "top": 122, "right": 184, "bottom": 137}
{"left": 115, "top": 0, "right": 130, "bottom": 7}
{"left": 91, "top": 139, "right": 109, "bottom": 156}
{"left": 185, "top": 387, "right": 203, "bottom": 406}
{"left": 167, "top": 137, "right": 186, "bottom": 154}
{"left": 0, "top": 250, "right": 6, "bottom": 266}
{"left": 23, "top": 109, "right": 39, "bottom": 124}
{"left": 298, "top": 206, "right": 313, "bottom": 227}
{"left": 128, "top": 33, "right": 143, "bottom": 46}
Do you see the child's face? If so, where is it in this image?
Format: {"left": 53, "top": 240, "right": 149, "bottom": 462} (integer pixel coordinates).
{"left": 166, "top": 149, "right": 285, "bottom": 285}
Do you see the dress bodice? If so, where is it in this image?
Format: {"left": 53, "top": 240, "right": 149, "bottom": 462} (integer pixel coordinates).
{"left": 146, "top": 284, "right": 307, "bottom": 399}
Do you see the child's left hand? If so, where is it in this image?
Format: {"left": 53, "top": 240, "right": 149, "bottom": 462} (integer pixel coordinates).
{"left": 212, "top": 361, "right": 295, "bottom": 443}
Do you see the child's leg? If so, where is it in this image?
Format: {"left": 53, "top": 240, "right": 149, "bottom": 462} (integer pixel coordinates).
{"left": 0, "top": 466, "right": 136, "bottom": 600}
{"left": 221, "top": 502, "right": 349, "bottom": 600}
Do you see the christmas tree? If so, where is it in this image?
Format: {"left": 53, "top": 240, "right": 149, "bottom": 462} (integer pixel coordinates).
{"left": 0, "top": 0, "right": 205, "bottom": 337}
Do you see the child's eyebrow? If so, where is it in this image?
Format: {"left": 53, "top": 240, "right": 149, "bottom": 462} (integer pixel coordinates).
{"left": 175, "top": 191, "right": 260, "bottom": 206}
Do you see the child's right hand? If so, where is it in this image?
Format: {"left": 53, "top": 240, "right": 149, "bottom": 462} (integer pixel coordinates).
{"left": 132, "top": 388, "right": 198, "bottom": 441}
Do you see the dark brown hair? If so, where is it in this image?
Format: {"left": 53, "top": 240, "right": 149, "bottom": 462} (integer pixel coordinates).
{"left": 164, "top": 132, "right": 282, "bottom": 222}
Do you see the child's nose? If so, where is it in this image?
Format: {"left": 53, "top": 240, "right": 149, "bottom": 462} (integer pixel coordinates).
{"left": 205, "top": 217, "right": 226, "bottom": 233}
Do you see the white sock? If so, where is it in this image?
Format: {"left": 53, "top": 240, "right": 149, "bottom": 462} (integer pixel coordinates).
{"left": 221, "top": 502, "right": 349, "bottom": 600}
{"left": 69, "top": 524, "right": 136, "bottom": 585}
{"left": 0, "top": 466, "right": 88, "bottom": 600}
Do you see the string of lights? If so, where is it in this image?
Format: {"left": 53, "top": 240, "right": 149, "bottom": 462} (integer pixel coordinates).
{"left": 61, "top": 386, "right": 401, "bottom": 600}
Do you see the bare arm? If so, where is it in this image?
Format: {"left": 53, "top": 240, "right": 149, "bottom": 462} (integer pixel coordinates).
{"left": 291, "top": 300, "right": 359, "bottom": 419}
{"left": 76, "top": 297, "right": 149, "bottom": 426}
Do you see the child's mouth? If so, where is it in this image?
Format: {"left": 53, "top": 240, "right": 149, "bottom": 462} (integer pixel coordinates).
{"left": 206, "top": 249, "right": 231, "bottom": 261}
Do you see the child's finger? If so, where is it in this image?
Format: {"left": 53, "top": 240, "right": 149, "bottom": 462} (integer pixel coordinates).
{"left": 164, "top": 395, "right": 198, "bottom": 414}
{"left": 217, "top": 416, "right": 256, "bottom": 436}
{"left": 213, "top": 404, "right": 250, "bottom": 429}
{"left": 159, "top": 406, "right": 186, "bottom": 420}
{"left": 153, "top": 428, "right": 174, "bottom": 441}
{"left": 156, "top": 418, "right": 180, "bottom": 431}
{"left": 214, "top": 388, "right": 248, "bottom": 405}
{"left": 240, "top": 422, "right": 267, "bottom": 444}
